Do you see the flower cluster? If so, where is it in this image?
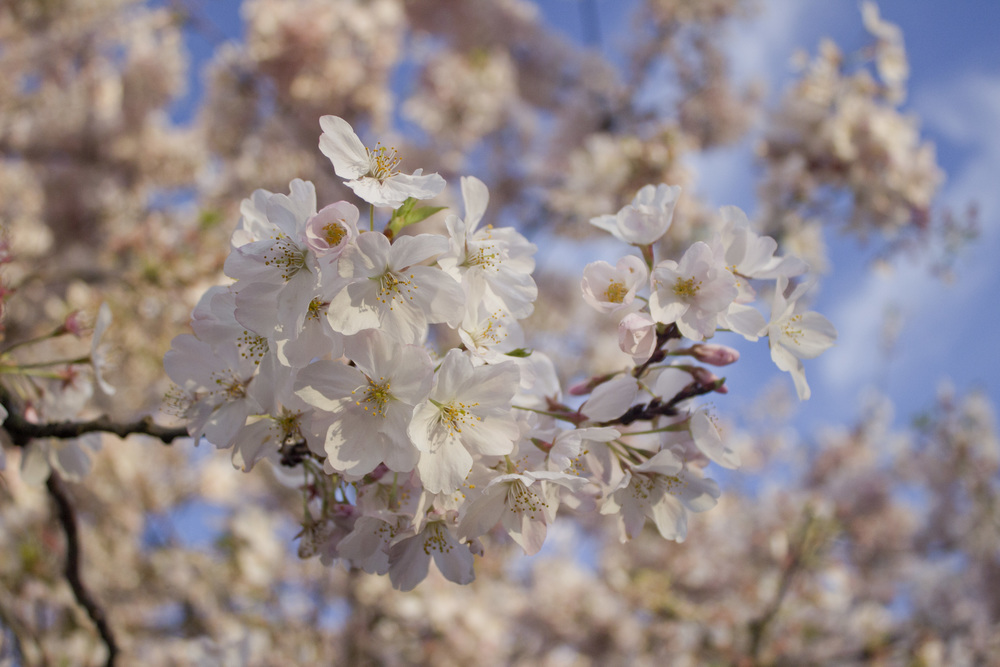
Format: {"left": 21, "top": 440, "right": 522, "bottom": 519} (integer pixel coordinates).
{"left": 759, "top": 1, "right": 942, "bottom": 260}
{"left": 165, "top": 116, "right": 836, "bottom": 590}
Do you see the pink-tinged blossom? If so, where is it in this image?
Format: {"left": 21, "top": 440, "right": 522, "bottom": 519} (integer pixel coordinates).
{"left": 458, "top": 470, "right": 587, "bottom": 555}
{"left": 319, "top": 115, "right": 445, "bottom": 209}
{"left": 649, "top": 241, "right": 738, "bottom": 341}
{"left": 438, "top": 176, "right": 537, "bottom": 320}
{"left": 327, "top": 231, "right": 464, "bottom": 344}
{"left": 590, "top": 183, "right": 681, "bottom": 246}
{"left": 763, "top": 277, "right": 838, "bottom": 400}
{"left": 618, "top": 311, "right": 658, "bottom": 363}
{"left": 304, "top": 200, "right": 359, "bottom": 259}
{"left": 388, "top": 515, "right": 475, "bottom": 591}
{"left": 581, "top": 255, "right": 647, "bottom": 315}
{"left": 600, "top": 448, "right": 720, "bottom": 542}
{"left": 294, "top": 330, "right": 433, "bottom": 476}
{"left": 409, "top": 350, "right": 520, "bottom": 494}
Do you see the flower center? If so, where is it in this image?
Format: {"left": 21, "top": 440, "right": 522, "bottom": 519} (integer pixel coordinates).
{"left": 630, "top": 470, "right": 685, "bottom": 501}
{"left": 673, "top": 275, "right": 702, "bottom": 299}
{"left": 604, "top": 280, "right": 628, "bottom": 303}
{"left": 354, "top": 377, "right": 392, "bottom": 417}
{"left": 782, "top": 314, "right": 804, "bottom": 344}
{"left": 237, "top": 331, "right": 269, "bottom": 363}
{"left": 505, "top": 479, "right": 544, "bottom": 518}
{"left": 275, "top": 409, "right": 305, "bottom": 446}
{"left": 262, "top": 235, "right": 306, "bottom": 281}
{"left": 367, "top": 142, "right": 401, "bottom": 182}
{"left": 464, "top": 243, "right": 501, "bottom": 272}
{"left": 437, "top": 400, "right": 482, "bottom": 436}
{"left": 212, "top": 372, "right": 249, "bottom": 402}
{"left": 306, "top": 298, "right": 326, "bottom": 321}
{"left": 323, "top": 221, "right": 348, "bottom": 247}
{"left": 375, "top": 270, "right": 417, "bottom": 309}
{"left": 422, "top": 521, "right": 453, "bottom": 554}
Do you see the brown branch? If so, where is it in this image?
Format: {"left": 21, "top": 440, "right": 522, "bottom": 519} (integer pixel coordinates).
{"left": 3, "top": 410, "right": 188, "bottom": 447}
{"left": 603, "top": 379, "right": 719, "bottom": 427}
{"left": 745, "top": 508, "right": 825, "bottom": 663}
{"left": 0, "top": 389, "right": 188, "bottom": 447}
{"left": 46, "top": 470, "right": 118, "bottom": 667}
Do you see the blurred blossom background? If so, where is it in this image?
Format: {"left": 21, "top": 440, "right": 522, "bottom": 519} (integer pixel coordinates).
{"left": 0, "top": 0, "right": 998, "bottom": 664}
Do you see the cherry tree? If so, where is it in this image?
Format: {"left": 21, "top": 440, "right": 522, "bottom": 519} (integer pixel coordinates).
{"left": 0, "top": 1, "right": 992, "bottom": 665}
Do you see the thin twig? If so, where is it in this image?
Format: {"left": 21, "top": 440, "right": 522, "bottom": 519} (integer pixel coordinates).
{"left": 745, "top": 509, "right": 821, "bottom": 662}
{"left": 46, "top": 470, "right": 118, "bottom": 667}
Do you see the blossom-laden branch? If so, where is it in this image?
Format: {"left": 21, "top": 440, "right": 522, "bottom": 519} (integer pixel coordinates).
{"left": 46, "top": 470, "right": 119, "bottom": 667}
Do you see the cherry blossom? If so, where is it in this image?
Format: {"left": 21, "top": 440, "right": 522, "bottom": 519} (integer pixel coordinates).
{"left": 763, "top": 277, "right": 838, "bottom": 400}
{"left": 319, "top": 115, "right": 446, "bottom": 209}
{"left": 650, "top": 241, "right": 739, "bottom": 340}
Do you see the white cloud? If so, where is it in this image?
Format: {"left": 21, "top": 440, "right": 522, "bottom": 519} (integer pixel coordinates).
{"left": 819, "top": 73, "right": 1000, "bottom": 401}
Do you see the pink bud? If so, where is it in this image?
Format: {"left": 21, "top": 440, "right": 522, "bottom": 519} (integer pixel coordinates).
{"left": 690, "top": 343, "right": 740, "bottom": 366}
{"left": 62, "top": 310, "right": 86, "bottom": 338}
{"left": 304, "top": 201, "right": 359, "bottom": 258}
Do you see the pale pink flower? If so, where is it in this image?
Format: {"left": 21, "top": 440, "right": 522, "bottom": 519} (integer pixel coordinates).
{"left": 304, "top": 201, "right": 359, "bottom": 259}
{"left": 650, "top": 241, "right": 738, "bottom": 340}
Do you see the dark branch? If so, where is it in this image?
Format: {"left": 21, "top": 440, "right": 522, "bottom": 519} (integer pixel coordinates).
{"left": 604, "top": 379, "right": 718, "bottom": 427}
{"left": 0, "top": 389, "right": 188, "bottom": 447}
{"left": 4, "top": 411, "right": 188, "bottom": 447}
{"left": 46, "top": 471, "right": 119, "bottom": 667}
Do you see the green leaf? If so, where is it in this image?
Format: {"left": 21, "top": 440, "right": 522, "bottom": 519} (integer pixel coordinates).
{"left": 386, "top": 198, "right": 447, "bottom": 238}
{"left": 504, "top": 348, "right": 533, "bottom": 358}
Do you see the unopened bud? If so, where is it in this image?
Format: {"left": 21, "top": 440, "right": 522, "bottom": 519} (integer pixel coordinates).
{"left": 61, "top": 310, "right": 86, "bottom": 338}
{"left": 689, "top": 343, "right": 739, "bottom": 366}
{"left": 690, "top": 366, "right": 728, "bottom": 394}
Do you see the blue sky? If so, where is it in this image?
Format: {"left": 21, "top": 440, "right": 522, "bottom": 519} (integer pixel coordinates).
{"left": 170, "top": 0, "right": 1000, "bottom": 433}
{"left": 532, "top": 0, "right": 1000, "bottom": 432}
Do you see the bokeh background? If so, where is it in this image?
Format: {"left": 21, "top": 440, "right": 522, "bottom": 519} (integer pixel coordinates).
{"left": 0, "top": 0, "right": 997, "bottom": 664}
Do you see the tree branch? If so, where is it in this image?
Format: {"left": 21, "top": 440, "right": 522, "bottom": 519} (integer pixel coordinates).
{"left": 0, "top": 389, "right": 188, "bottom": 447}
{"left": 46, "top": 470, "right": 118, "bottom": 667}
